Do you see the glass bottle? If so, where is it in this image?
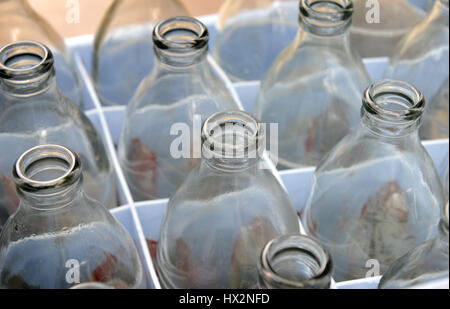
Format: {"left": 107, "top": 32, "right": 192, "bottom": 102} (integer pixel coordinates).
{"left": 378, "top": 202, "right": 449, "bottom": 289}
{"left": 0, "top": 41, "right": 116, "bottom": 232}
{"left": 302, "top": 79, "right": 446, "bottom": 282}
{"left": 92, "top": 0, "right": 188, "bottom": 106}
{"left": 254, "top": 0, "right": 371, "bottom": 169}
{"left": 0, "top": 0, "right": 82, "bottom": 107}
{"left": 258, "top": 235, "right": 333, "bottom": 289}
{"left": 350, "top": 0, "right": 426, "bottom": 58}
{"left": 0, "top": 145, "right": 143, "bottom": 289}
{"left": 385, "top": 0, "right": 449, "bottom": 141}
{"left": 156, "top": 110, "right": 300, "bottom": 289}
{"left": 118, "top": 17, "right": 239, "bottom": 201}
{"left": 212, "top": 0, "right": 299, "bottom": 82}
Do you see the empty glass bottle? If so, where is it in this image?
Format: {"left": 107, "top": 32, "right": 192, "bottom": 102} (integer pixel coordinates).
{"left": 258, "top": 235, "right": 333, "bottom": 289}
{"left": 350, "top": 0, "right": 426, "bottom": 58}
{"left": 378, "top": 202, "right": 449, "bottom": 289}
{"left": 118, "top": 17, "right": 239, "bottom": 201}
{"left": 156, "top": 110, "right": 300, "bottom": 289}
{"left": 0, "top": 41, "right": 116, "bottom": 232}
{"left": 385, "top": 0, "right": 449, "bottom": 140}
{"left": 0, "top": 145, "right": 143, "bottom": 289}
{"left": 92, "top": 0, "right": 188, "bottom": 106}
{"left": 212, "top": 0, "right": 299, "bottom": 82}
{"left": 302, "top": 79, "right": 446, "bottom": 282}
{"left": 0, "top": 0, "right": 82, "bottom": 107}
{"left": 254, "top": 0, "right": 371, "bottom": 169}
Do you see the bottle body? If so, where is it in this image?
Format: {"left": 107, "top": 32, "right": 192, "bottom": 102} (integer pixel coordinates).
{"left": 212, "top": 0, "right": 299, "bottom": 82}
{"left": 378, "top": 204, "right": 449, "bottom": 289}
{"left": 255, "top": 0, "right": 371, "bottom": 169}
{"left": 385, "top": 0, "right": 449, "bottom": 140}
{"left": 92, "top": 0, "right": 188, "bottom": 106}
{"left": 0, "top": 0, "right": 82, "bottom": 107}
{"left": 156, "top": 111, "right": 300, "bottom": 288}
{"left": 118, "top": 17, "right": 239, "bottom": 201}
{"left": 302, "top": 80, "right": 445, "bottom": 281}
{"left": 0, "top": 145, "right": 143, "bottom": 289}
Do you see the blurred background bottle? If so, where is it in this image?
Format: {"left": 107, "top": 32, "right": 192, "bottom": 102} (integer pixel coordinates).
{"left": 0, "top": 0, "right": 82, "bottom": 107}
{"left": 92, "top": 0, "right": 188, "bottom": 106}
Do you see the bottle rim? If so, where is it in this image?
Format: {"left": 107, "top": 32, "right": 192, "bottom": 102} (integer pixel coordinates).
{"left": 153, "top": 16, "right": 209, "bottom": 53}
{"left": 299, "top": 0, "right": 353, "bottom": 36}
{"left": 13, "top": 144, "right": 81, "bottom": 192}
{"left": 0, "top": 40, "right": 54, "bottom": 81}
{"left": 259, "top": 234, "right": 333, "bottom": 289}
{"left": 201, "top": 110, "right": 265, "bottom": 162}
{"left": 362, "top": 79, "right": 425, "bottom": 124}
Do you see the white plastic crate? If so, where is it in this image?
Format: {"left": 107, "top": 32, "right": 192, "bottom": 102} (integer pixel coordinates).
{"left": 67, "top": 14, "right": 449, "bottom": 290}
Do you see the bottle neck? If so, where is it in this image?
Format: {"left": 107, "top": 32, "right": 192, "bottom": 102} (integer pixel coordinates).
{"left": 258, "top": 235, "right": 332, "bottom": 289}
{"left": 299, "top": 0, "right": 353, "bottom": 37}
{"left": 153, "top": 16, "right": 209, "bottom": 68}
{"left": 361, "top": 79, "right": 425, "bottom": 139}
{"left": 201, "top": 111, "right": 265, "bottom": 172}
{"left": 13, "top": 145, "right": 84, "bottom": 211}
{"left": 0, "top": 41, "right": 57, "bottom": 99}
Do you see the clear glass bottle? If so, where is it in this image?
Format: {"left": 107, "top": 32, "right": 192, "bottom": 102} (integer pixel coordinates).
{"left": 302, "top": 79, "right": 446, "bottom": 282}
{"left": 350, "top": 0, "right": 426, "bottom": 58}
{"left": 0, "top": 0, "right": 82, "bottom": 107}
{"left": 92, "top": 0, "right": 188, "bottom": 106}
{"left": 118, "top": 17, "right": 239, "bottom": 201}
{"left": 0, "top": 41, "right": 116, "bottom": 232}
{"left": 378, "top": 202, "right": 449, "bottom": 289}
{"left": 0, "top": 145, "right": 143, "bottom": 289}
{"left": 254, "top": 0, "right": 371, "bottom": 169}
{"left": 212, "top": 0, "right": 299, "bottom": 82}
{"left": 258, "top": 235, "right": 333, "bottom": 289}
{"left": 385, "top": 0, "right": 449, "bottom": 141}
{"left": 156, "top": 110, "right": 300, "bottom": 289}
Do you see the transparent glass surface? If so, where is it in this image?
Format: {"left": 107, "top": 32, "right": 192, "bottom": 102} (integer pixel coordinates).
{"left": 255, "top": 0, "right": 371, "bottom": 169}
{"left": 118, "top": 17, "right": 239, "bottom": 201}
{"left": 212, "top": 0, "right": 299, "bottom": 82}
{"left": 92, "top": 0, "right": 188, "bottom": 106}
{"left": 379, "top": 203, "right": 449, "bottom": 289}
{"left": 0, "top": 0, "right": 82, "bottom": 107}
{"left": 0, "top": 145, "right": 143, "bottom": 289}
{"left": 385, "top": 0, "right": 449, "bottom": 140}
{"left": 0, "top": 41, "right": 117, "bottom": 232}
{"left": 350, "top": 0, "right": 426, "bottom": 58}
{"left": 156, "top": 111, "right": 300, "bottom": 289}
{"left": 258, "top": 235, "right": 332, "bottom": 289}
{"left": 441, "top": 153, "right": 449, "bottom": 200}
{"left": 302, "top": 80, "right": 446, "bottom": 282}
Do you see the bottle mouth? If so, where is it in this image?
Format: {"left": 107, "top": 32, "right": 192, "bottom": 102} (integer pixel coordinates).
{"left": 363, "top": 79, "right": 425, "bottom": 124}
{"left": 0, "top": 41, "right": 54, "bottom": 81}
{"left": 299, "top": 0, "right": 353, "bottom": 36}
{"left": 259, "top": 235, "right": 333, "bottom": 289}
{"left": 153, "top": 16, "right": 209, "bottom": 65}
{"left": 13, "top": 144, "right": 81, "bottom": 193}
{"left": 202, "top": 110, "right": 264, "bottom": 165}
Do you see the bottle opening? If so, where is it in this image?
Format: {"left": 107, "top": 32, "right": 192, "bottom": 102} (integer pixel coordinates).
{"left": 259, "top": 235, "right": 332, "bottom": 289}
{"left": 13, "top": 144, "right": 81, "bottom": 192}
{"left": 202, "top": 110, "right": 264, "bottom": 167}
{"left": 299, "top": 0, "right": 353, "bottom": 36}
{"left": 363, "top": 79, "right": 425, "bottom": 124}
{"left": 0, "top": 41, "right": 54, "bottom": 80}
{"left": 153, "top": 16, "right": 209, "bottom": 65}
